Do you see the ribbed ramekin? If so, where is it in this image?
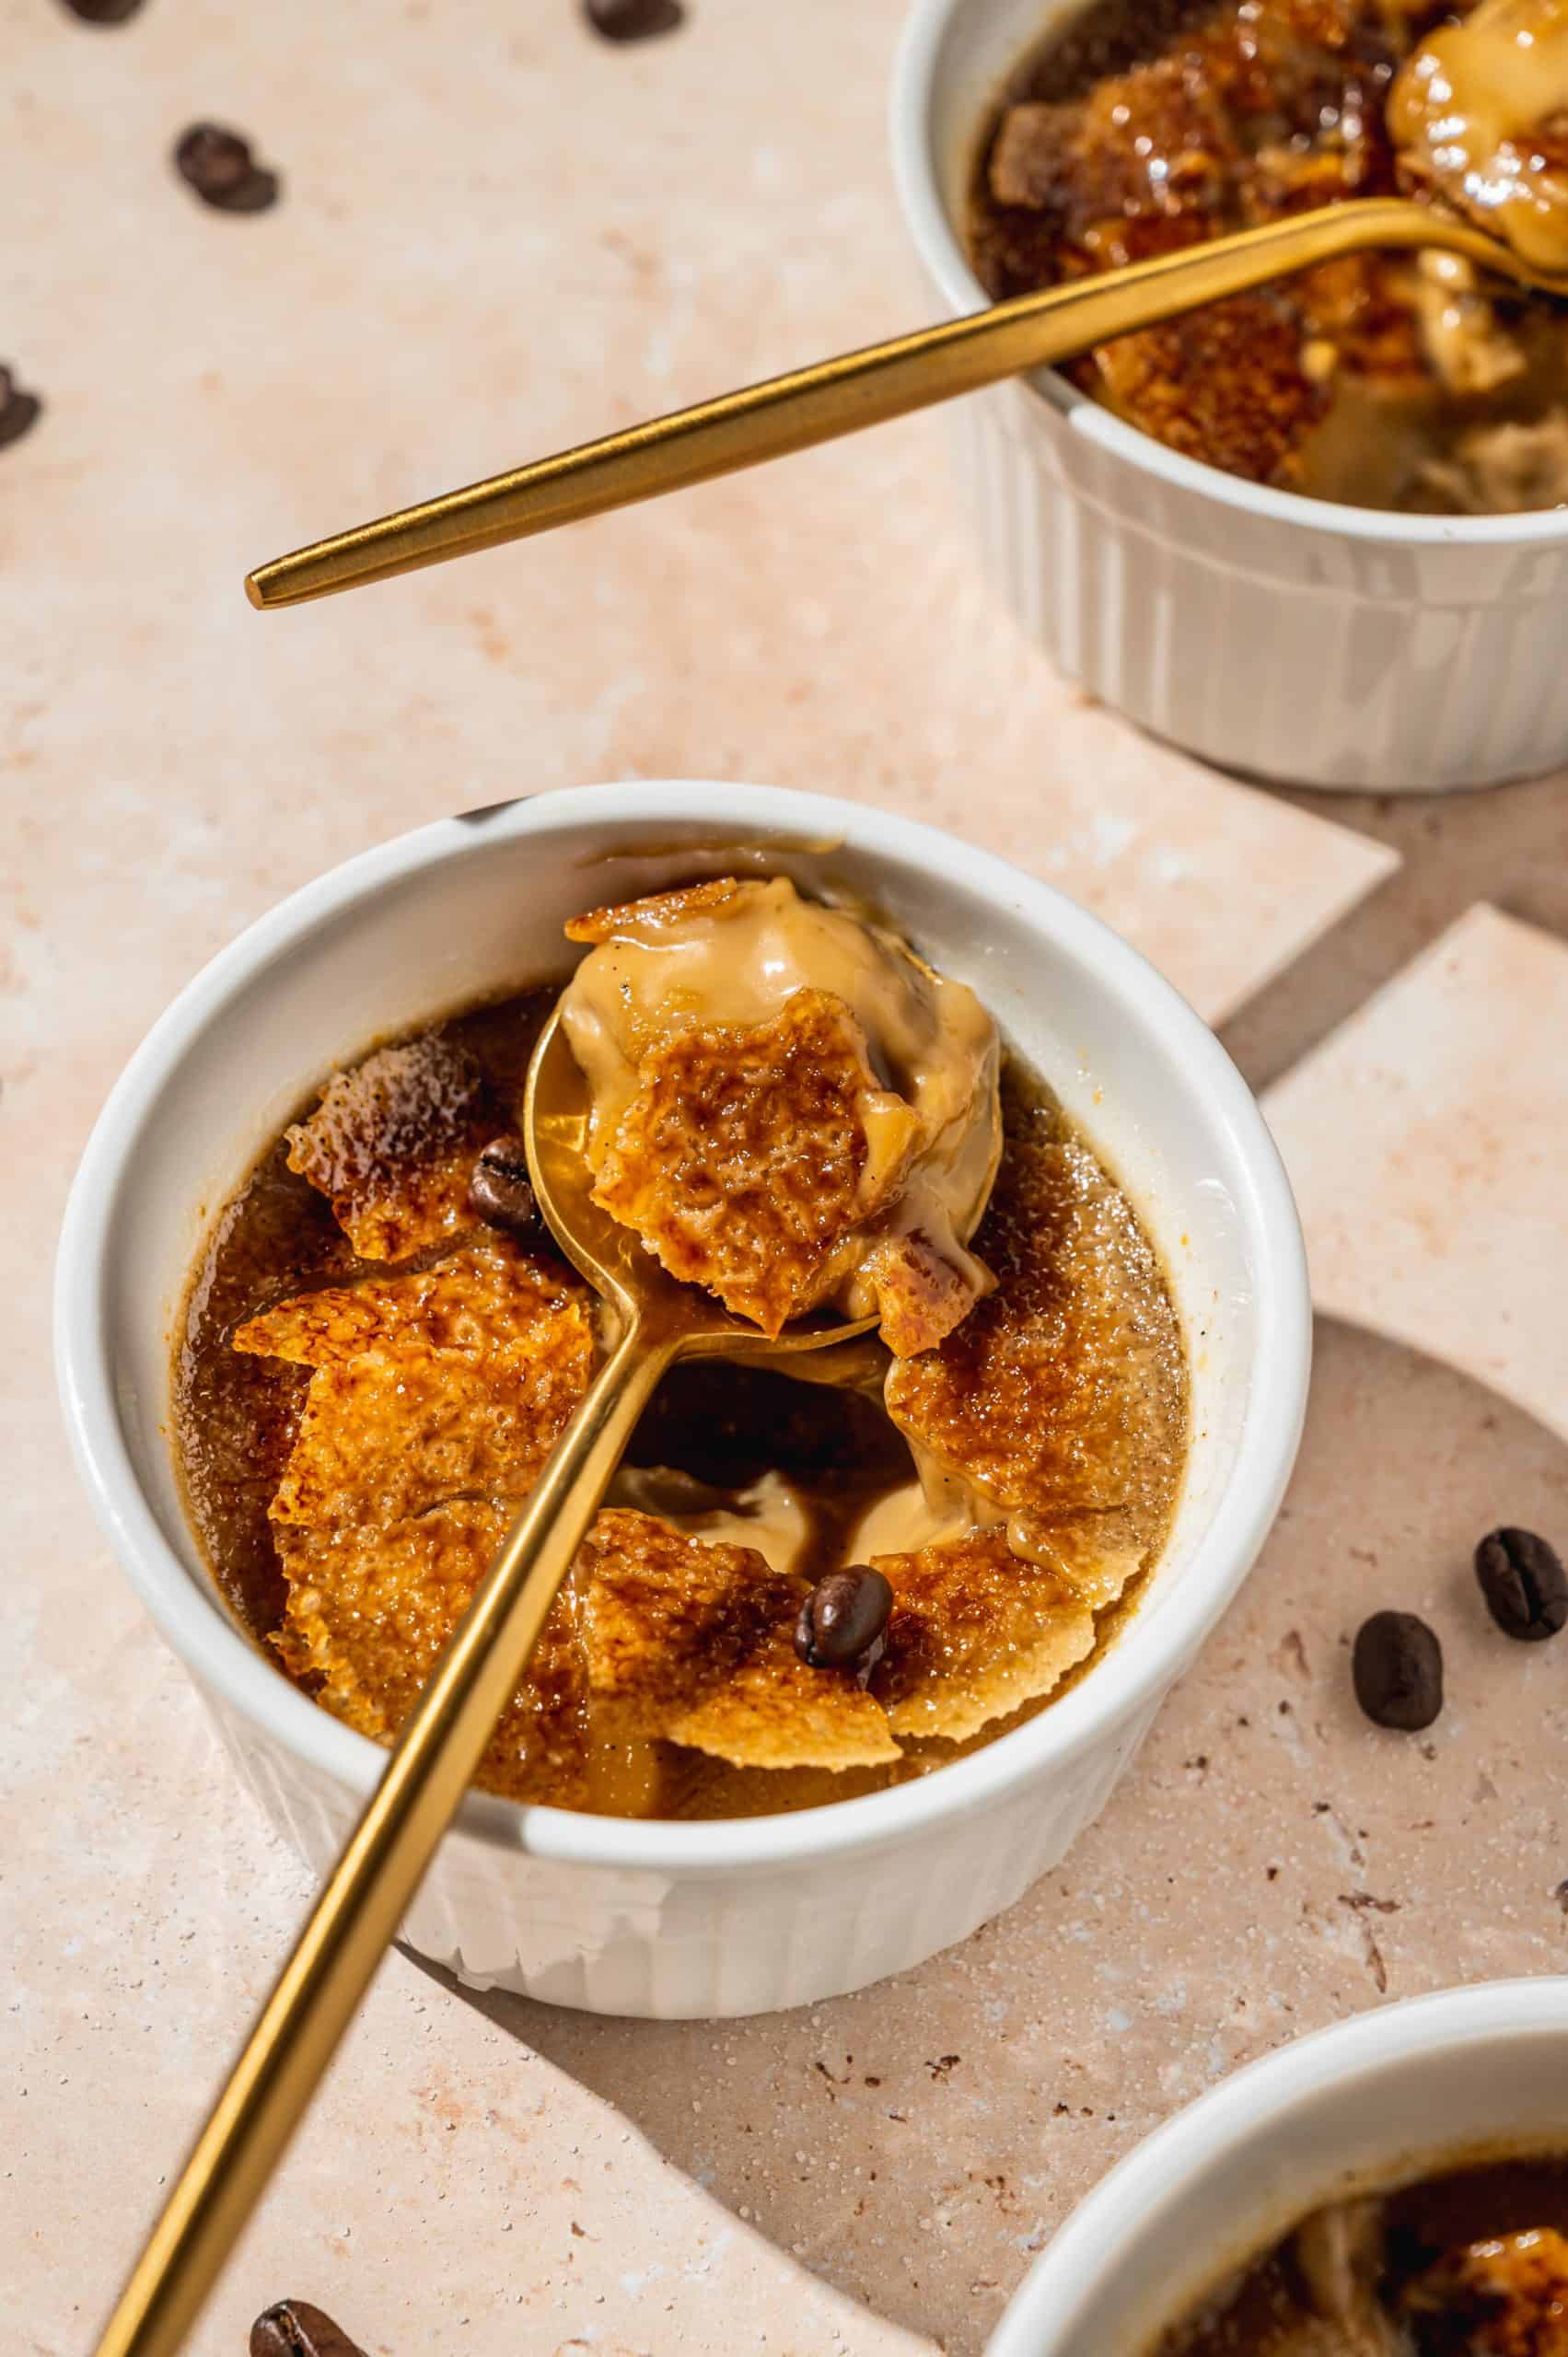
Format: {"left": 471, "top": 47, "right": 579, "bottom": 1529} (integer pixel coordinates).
{"left": 989, "top": 1979, "right": 1568, "bottom": 2353}
{"left": 891, "top": 0, "right": 1568, "bottom": 793}
{"left": 54, "top": 783, "right": 1309, "bottom": 2018}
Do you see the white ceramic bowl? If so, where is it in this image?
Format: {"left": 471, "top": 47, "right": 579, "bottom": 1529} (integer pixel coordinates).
{"left": 989, "top": 1977, "right": 1568, "bottom": 2353}
{"left": 891, "top": 0, "right": 1568, "bottom": 793}
{"left": 55, "top": 781, "right": 1309, "bottom": 2018}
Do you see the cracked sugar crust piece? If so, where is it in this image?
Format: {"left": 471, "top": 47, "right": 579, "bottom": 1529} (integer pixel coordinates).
{"left": 285, "top": 1036, "right": 499, "bottom": 1260}
{"left": 1399, "top": 2226, "right": 1568, "bottom": 2355}
{"left": 591, "top": 987, "right": 921, "bottom": 1340}
{"left": 276, "top": 1500, "right": 590, "bottom": 1806}
{"left": 563, "top": 875, "right": 756, "bottom": 946}
{"left": 860, "top": 1231, "right": 979, "bottom": 1359}
{"left": 579, "top": 1509, "right": 899, "bottom": 1771}
{"left": 885, "top": 1082, "right": 1186, "bottom": 1613}
{"left": 869, "top": 1530, "right": 1096, "bottom": 1744}
{"left": 235, "top": 1238, "right": 596, "bottom": 1529}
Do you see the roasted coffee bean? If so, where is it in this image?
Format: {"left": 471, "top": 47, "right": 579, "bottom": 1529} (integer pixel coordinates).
{"left": 0, "top": 369, "right": 41, "bottom": 453}
{"left": 60, "top": 0, "right": 146, "bottom": 21}
{"left": 796, "top": 1565, "right": 893, "bottom": 1680}
{"left": 583, "top": 0, "right": 685, "bottom": 43}
{"left": 469, "top": 1134, "right": 539, "bottom": 1233}
{"left": 1353, "top": 1610, "right": 1444, "bottom": 1731}
{"left": 174, "top": 123, "right": 280, "bottom": 214}
{"left": 1475, "top": 1526, "right": 1568, "bottom": 1643}
{"left": 250, "top": 2300, "right": 369, "bottom": 2357}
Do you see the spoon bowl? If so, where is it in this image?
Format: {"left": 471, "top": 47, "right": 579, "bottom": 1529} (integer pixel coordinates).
{"left": 524, "top": 1001, "right": 879, "bottom": 1360}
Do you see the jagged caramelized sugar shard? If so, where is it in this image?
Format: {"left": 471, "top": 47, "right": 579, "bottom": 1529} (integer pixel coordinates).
{"left": 860, "top": 1232, "right": 979, "bottom": 1360}
{"left": 578, "top": 1509, "right": 899, "bottom": 1770}
{"left": 1006, "top": 1507, "right": 1148, "bottom": 1613}
{"left": 276, "top": 1502, "right": 590, "bottom": 1806}
{"left": 563, "top": 876, "right": 755, "bottom": 946}
{"left": 869, "top": 1531, "right": 1095, "bottom": 1743}
{"left": 886, "top": 1086, "right": 1184, "bottom": 1608}
{"left": 1400, "top": 2226, "right": 1568, "bottom": 2354}
{"left": 235, "top": 1239, "right": 596, "bottom": 1528}
{"left": 235, "top": 1238, "right": 597, "bottom": 1806}
{"left": 591, "top": 988, "right": 921, "bottom": 1339}
{"left": 285, "top": 1036, "right": 497, "bottom": 1260}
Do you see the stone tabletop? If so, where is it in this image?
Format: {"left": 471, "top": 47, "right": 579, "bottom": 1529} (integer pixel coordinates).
{"left": 5, "top": 3, "right": 1567, "bottom": 2352}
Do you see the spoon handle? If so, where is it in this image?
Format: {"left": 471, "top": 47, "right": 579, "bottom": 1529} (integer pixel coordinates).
{"left": 94, "top": 1316, "right": 675, "bottom": 2357}
{"left": 245, "top": 196, "right": 1465, "bottom": 610}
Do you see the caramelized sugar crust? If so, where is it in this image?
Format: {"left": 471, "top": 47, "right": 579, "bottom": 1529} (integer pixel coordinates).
{"left": 969, "top": 0, "right": 1568, "bottom": 509}
{"left": 886, "top": 1076, "right": 1186, "bottom": 1613}
{"left": 868, "top": 1530, "right": 1097, "bottom": 1742}
{"left": 174, "top": 976, "right": 1185, "bottom": 1817}
{"left": 563, "top": 877, "right": 751, "bottom": 945}
{"left": 592, "top": 987, "right": 919, "bottom": 1338}
{"left": 1402, "top": 2226, "right": 1568, "bottom": 2353}
{"left": 581, "top": 1509, "right": 900, "bottom": 1770}
{"left": 285, "top": 1036, "right": 498, "bottom": 1260}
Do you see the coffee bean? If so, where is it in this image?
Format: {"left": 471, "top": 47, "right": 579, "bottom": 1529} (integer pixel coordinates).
{"left": 60, "top": 0, "right": 146, "bottom": 20}
{"left": 1353, "top": 1610, "right": 1443, "bottom": 1732}
{"left": 469, "top": 1135, "right": 539, "bottom": 1234}
{"left": 174, "top": 123, "right": 281, "bottom": 214}
{"left": 1475, "top": 1527, "right": 1568, "bottom": 1643}
{"left": 0, "top": 369, "right": 41, "bottom": 453}
{"left": 250, "top": 2301, "right": 368, "bottom": 2357}
{"left": 583, "top": 0, "right": 685, "bottom": 43}
{"left": 796, "top": 1566, "right": 892, "bottom": 1682}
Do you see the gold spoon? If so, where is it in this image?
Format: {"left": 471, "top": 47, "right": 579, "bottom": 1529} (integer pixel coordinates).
{"left": 94, "top": 1002, "right": 877, "bottom": 2357}
{"left": 246, "top": 195, "right": 1568, "bottom": 610}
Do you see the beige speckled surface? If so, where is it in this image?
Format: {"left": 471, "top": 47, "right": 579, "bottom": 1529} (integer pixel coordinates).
{"left": 5, "top": 2, "right": 1567, "bottom": 2354}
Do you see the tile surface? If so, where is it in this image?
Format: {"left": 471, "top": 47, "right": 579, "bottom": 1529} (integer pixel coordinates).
{"left": 1265, "top": 904, "right": 1568, "bottom": 1446}
{"left": 3, "top": 2, "right": 1563, "bottom": 2355}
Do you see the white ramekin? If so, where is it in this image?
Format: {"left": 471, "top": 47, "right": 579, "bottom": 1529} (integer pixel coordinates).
{"left": 891, "top": 0, "right": 1568, "bottom": 793}
{"left": 54, "top": 782, "right": 1309, "bottom": 2019}
{"left": 989, "top": 1977, "right": 1568, "bottom": 2353}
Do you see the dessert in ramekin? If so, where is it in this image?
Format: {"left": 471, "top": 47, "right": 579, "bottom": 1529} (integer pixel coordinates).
{"left": 55, "top": 782, "right": 1308, "bottom": 2016}
{"left": 988, "top": 1979, "right": 1568, "bottom": 2352}
{"left": 892, "top": 0, "right": 1568, "bottom": 789}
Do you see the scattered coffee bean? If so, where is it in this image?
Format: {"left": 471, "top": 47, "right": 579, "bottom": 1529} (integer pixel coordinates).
{"left": 583, "top": 0, "right": 685, "bottom": 43}
{"left": 1352, "top": 1610, "right": 1444, "bottom": 1732}
{"left": 174, "top": 123, "right": 280, "bottom": 214}
{"left": 469, "top": 1134, "right": 539, "bottom": 1234}
{"left": 60, "top": 0, "right": 147, "bottom": 20}
{"left": 250, "top": 2300, "right": 368, "bottom": 2357}
{"left": 0, "top": 369, "right": 41, "bottom": 453}
{"left": 1475, "top": 1526, "right": 1568, "bottom": 1643}
{"left": 796, "top": 1565, "right": 893, "bottom": 1683}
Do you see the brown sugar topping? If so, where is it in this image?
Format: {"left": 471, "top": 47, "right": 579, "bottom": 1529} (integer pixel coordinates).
{"left": 285, "top": 1037, "right": 498, "bottom": 1260}
{"left": 591, "top": 987, "right": 921, "bottom": 1338}
{"left": 870, "top": 1530, "right": 1097, "bottom": 1743}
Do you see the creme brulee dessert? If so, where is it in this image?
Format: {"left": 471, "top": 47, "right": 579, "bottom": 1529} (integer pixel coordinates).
{"left": 172, "top": 878, "right": 1186, "bottom": 1820}
{"left": 969, "top": 0, "right": 1568, "bottom": 512}
{"left": 1154, "top": 2152, "right": 1568, "bottom": 2352}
